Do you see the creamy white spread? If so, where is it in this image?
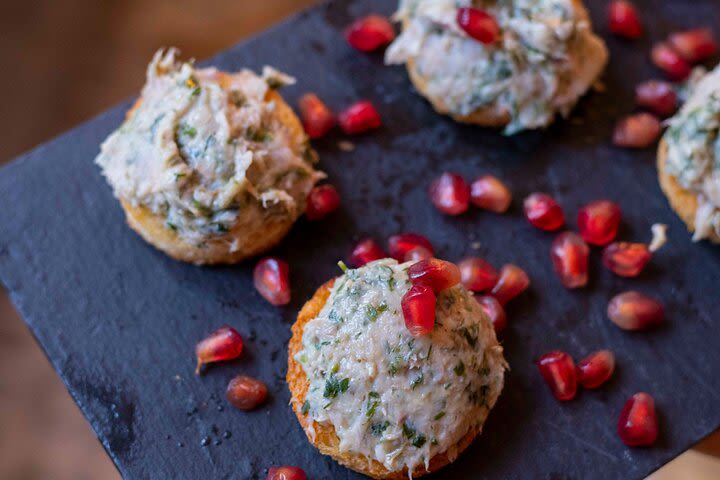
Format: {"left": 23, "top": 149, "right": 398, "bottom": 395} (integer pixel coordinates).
{"left": 385, "top": 0, "right": 606, "bottom": 134}
{"left": 665, "top": 64, "right": 720, "bottom": 241}
{"left": 96, "top": 48, "right": 322, "bottom": 245}
{"left": 296, "top": 259, "right": 506, "bottom": 474}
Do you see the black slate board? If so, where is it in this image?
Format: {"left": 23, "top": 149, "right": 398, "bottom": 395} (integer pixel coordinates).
{"left": 2, "top": 1, "right": 720, "bottom": 478}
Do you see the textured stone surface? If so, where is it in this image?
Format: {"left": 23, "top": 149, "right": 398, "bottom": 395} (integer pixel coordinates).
{"left": 0, "top": 0, "right": 719, "bottom": 478}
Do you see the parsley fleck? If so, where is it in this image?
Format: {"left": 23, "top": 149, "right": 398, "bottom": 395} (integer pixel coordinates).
{"left": 366, "top": 400, "right": 379, "bottom": 418}
{"left": 402, "top": 422, "right": 416, "bottom": 439}
{"left": 323, "top": 374, "right": 350, "bottom": 399}
{"left": 370, "top": 421, "right": 390, "bottom": 437}
{"left": 301, "top": 401, "right": 310, "bottom": 415}
{"left": 460, "top": 327, "right": 477, "bottom": 347}
{"left": 412, "top": 434, "right": 427, "bottom": 448}
{"left": 178, "top": 123, "right": 197, "bottom": 138}
{"left": 329, "top": 310, "right": 343, "bottom": 324}
{"left": 434, "top": 411, "right": 446, "bottom": 420}
{"left": 454, "top": 361, "right": 466, "bottom": 376}
{"left": 410, "top": 373, "right": 424, "bottom": 390}
{"left": 337, "top": 260, "right": 349, "bottom": 273}
{"left": 368, "top": 391, "right": 380, "bottom": 399}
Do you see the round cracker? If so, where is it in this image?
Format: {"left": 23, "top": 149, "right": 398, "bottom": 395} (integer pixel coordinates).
{"left": 286, "top": 281, "right": 483, "bottom": 480}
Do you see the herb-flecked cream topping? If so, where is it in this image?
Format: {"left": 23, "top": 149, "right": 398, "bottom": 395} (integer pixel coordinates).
{"left": 665, "top": 64, "right": 720, "bottom": 241}
{"left": 296, "top": 259, "right": 506, "bottom": 474}
{"left": 96, "top": 48, "right": 322, "bottom": 246}
{"left": 385, "top": 0, "right": 607, "bottom": 134}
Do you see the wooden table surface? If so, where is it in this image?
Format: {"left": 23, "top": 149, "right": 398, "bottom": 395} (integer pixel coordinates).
{"left": 0, "top": 1, "right": 718, "bottom": 479}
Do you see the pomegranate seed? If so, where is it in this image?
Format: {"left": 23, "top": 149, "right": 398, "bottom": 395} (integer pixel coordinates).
{"left": 458, "top": 257, "right": 499, "bottom": 292}
{"left": 608, "top": 1, "right": 642, "bottom": 39}
{"left": 536, "top": 351, "right": 577, "bottom": 401}
{"left": 408, "top": 258, "right": 461, "bottom": 293}
{"left": 306, "top": 185, "right": 341, "bottom": 220}
{"left": 226, "top": 375, "right": 268, "bottom": 411}
{"left": 298, "top": 93, "right": 335, "bottom": 139}
{"left": 345, "top": 15, "right": 395, "bottom": 52}
{"left": 475, "top": 295, "right": 507, "bottom": 334}
{"left": 470, "top": 175, "right": 512, "bottom": 213}
{"left": 651, "top": 42, "right": 691, "bottom": 80}
{"left": 491, "top": 264, "right": 530, "bottom": 305}
{"left": 429, "top": 173, "right": 471, "bottom": 216}
{"left": 668, "top": 28, "right": 717, "bottom": 63}
{"left": 550, "top": 232, "right": 590, "bottom": 289}
{"left": 253, "top": 257, "right": 291, "bottom": 306}
{"left": 577, "top": 200, "right": 622, "bottom": 246}
{"left": 523, "top": 193, "right": 565, "bottom": 231}
{"left": 576, "top": 350, "right": 615, "bottom": 389}
{"left": 618, "top": 393, "right": 659, "bottom": 447}
{"left": 267, "top": 466, "right": 307, "bottom": 480}
{"left": 635, "top": 80, "right": 677, "bottom": 117}
{"left": 401, "top": 284, "right": 436, "bottom": 337}
{"left": 607, "top": 291, "right": 664, "bottom": 331}
{"left": 404, "top": 246, "right": 433, "bottom": 262}
{"left": 602, "top": 242, "right": 652, "bottom": 277}
{"left": 338, "top": 100, "right": 381, "bottom": 135}
{"left": 195, "top": 326, "right": 243, "bottom": 374}
{"left": 456, "top": 7, "right": 500, "bottom": 44}
{"left": 613, "top": 113, "right": 662, "bottom": 148}
{"left": 388, "top": 232, "right": 434, "bottom": 262}
{"left": 349, "top": 238, "right": 386, "bottom": 267}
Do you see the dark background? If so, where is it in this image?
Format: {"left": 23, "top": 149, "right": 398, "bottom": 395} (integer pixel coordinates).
{"left": 0, "top": 1, "right": 718, "bottom": 478}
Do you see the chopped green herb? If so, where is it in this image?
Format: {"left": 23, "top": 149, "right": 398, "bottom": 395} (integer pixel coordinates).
{"left": 178, "top": 123, "right": 197, "bottom": 138}
{"left": 245, "top": 127, "right": 272, "bottom": 143}
{"left": 323, "top": 374, "right": 350, "bottom": 399}
{"left": 402, "top": 422, "right": 416, "bottom": 439}
{"left": 454, "top": 361, "right": 466, "bottom": 376}
{"left": 365, "top": 302, "right": 389, "bottom": 323}
{"left": 412, "top": 434, "right": 427, "bottom": 448}
{"left": 301, "top": 400, "right": 310, "bottom": 415}
{"left": 388, "top": 362, "right": 399, "bottom": 376}
{"left": 214, "top": 223, "right": 229, "bottom": 233}
{"left": 174, "top": 172, "right": 186, "bottom": 181}
{"left": 410, "top": 373, "right": 424, "bottom": 390}
{"left": 366, "top": 400, "right": 379, "bottom": 418}
{"left": 329, "top": 310, "right": 343, "bottom": 324}
{"left": 431, "top": 437, "right": 439, "bottom": 446}
{"left": 368, "top": 391, "right": 380, "bottom": 399}
{"left": 166, "top": 222, "right": 177, "bottom": 231}
{"left": 426, "top": 345, "right": 433, "bottom": 361}
{"left": 337, "top": 260, "right": 349, "bottom": 273}
{"left": 434, "top": 411, "right": 446, "bottom": 420}
{"left": 370, "top": 421, "right": 390, "bottom": 437}
{"left": 331, "top": 362, "right": 340, "bottom": 373}
{"left": 191, "top": 86, "right": 201, "bottom": 97}
{"left": 460, "top": 327, "right": 477, "bottom": 347}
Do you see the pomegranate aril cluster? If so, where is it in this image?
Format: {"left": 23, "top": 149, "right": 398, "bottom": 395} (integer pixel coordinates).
{"left": 298, "top": 93, "right": 381, "bottom": 139}
{"left": 403, "top": 259, "right": 460, "bottom": 337}
{"left": 430, "top": 172, "right": 512, "bottom": 217}
{"left": 537, "top": 350, "right": 615, "bottom": 397}
{"left": 195, "top": 327, "right": 269, "bottom": 413}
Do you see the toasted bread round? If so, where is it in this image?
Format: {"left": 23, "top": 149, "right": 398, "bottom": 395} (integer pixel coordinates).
{"left": 657, "top": 139, "right": 720, "bottom": 244}
{"left": 118, "top": 86, "right": 314, "bottom": 265}
{"left": 287, "top": 281, "right": 483, "bottom": 480}
{"left": 398, "top": 0, "right": 607, "bottom": 129}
